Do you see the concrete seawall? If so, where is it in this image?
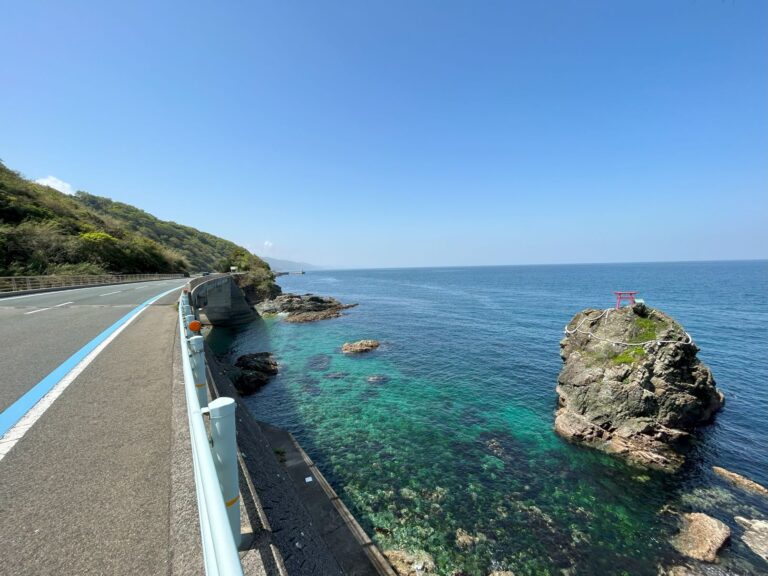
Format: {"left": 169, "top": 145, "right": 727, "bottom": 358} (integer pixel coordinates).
{"left": 190, "top": 274, "right": 256, "bottom": 326}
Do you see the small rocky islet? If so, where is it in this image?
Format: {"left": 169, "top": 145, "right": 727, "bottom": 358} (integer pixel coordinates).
{"left": 342, "top": 339, "right": 380, "bottom": 354}
{"left": 556, "top": 301, "right": 768, "bottom": 568}
{"left": 256, "top": 292, "right": 358, "bottom": 322}
{"left": 555, "top": 302, "right": 724, "bottom": 472}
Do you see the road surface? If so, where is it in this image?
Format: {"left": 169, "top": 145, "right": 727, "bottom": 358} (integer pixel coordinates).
{"left": 0, "top": 278, "right": 188, "bottom": 413}
{"left": 0, "top": 278, "right": 199, "bottom": 575}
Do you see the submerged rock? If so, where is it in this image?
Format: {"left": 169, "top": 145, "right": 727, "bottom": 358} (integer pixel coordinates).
{"left": 734, "top": 517, "right": 768, "bottom": 562}
{"left": 256, "top": 293, "right": 357, "bottom": 322}
{"left": 306, "top": 354, "right": 332, "bottom": 371}
{"left": 485, "top": 438, "right": 505, "bottom": 459}
{"left": 658, "top": 566, "right": 708, "bottom": 576}
{"left": 555, "top": 303, "right": 724, "bottom": 472}
{"left": 399, "top": 487, "right": 418, "bottom": 500}
{"left": 713, "top": 466, "right": 768, "bottom": 497}
{"left": 671, "top": 513, "right": 730, "bottom": 563}
{"left": 383, "top": 549, "right": 436, "bottom": 575}
{"left": 233, "top": 352, "right": 278, "bottom": 394}
{"left": 677, "top": 486, "right": 764, "bottom": 522}
{"left": 455, "top": 528, "right": 485, "bottom": 549}
{"left": 342, "top": 339, "right": 380, "bottom": 354}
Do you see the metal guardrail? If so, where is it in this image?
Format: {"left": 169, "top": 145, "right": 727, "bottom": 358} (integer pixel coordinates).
{"left": 179, "top": 290, "right": 244, "bottom": 576}
{"left": 0, "top": 274, "right": 185, "bottom": 293}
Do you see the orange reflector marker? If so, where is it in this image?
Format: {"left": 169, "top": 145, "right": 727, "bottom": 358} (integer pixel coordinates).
{"left": 189, "top": 320, "right": 202, "bottom": 332}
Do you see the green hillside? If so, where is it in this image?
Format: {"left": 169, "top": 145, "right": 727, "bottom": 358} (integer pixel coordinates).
{"left": 0, "top": 161, "right": 271, "bottom": 277}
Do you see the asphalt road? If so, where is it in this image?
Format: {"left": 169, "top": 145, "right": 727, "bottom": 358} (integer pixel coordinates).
{"left": 0, "top": 298, "right": 192, "bottom": 575}
{"left": 0, "top": 278, "right": 210, "bottom": 575}
{"left": 0, "top": 279, "right": 188, "bottom": 413}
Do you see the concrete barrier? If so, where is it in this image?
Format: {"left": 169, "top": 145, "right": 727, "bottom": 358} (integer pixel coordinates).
{"left": 190, "top": 275, "right": 256, "bottom": 326}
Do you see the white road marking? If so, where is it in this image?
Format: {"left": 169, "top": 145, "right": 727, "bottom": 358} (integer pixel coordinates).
{"left": 0, "top": 285, "right": 182, "bottom": 461}
{"left": 0, "top": 318, "right": 136, "bottom": 461}
{"left": 54, "top": 301, "right": 74, "bottom": 308}
{"left": 99, "top": 291, "right": 122, "bottom": 297}
{"left": 24, "top": 307, "right": 52, "bottom": 315}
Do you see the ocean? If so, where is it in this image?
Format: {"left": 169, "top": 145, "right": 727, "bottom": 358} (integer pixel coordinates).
{"left": 209, "top": 261, "right": 768, "bottom": 575}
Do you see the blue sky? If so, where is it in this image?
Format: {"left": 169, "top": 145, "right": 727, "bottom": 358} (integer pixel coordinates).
{"left": 2, "top": 1, "right": 766, "bottom": 268}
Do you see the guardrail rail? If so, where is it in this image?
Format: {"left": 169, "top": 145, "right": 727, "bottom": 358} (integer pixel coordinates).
{"left": 179, "top": 289, "right": 244, "bottom": 576}
{"left": 0, "top": 274, "right": 185, "bottom": 294}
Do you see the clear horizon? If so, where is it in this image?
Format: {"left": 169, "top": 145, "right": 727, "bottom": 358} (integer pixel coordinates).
{"left": 301, "top": 257, "right": 767, "bottom": 273}
{"left": 2, "top": 1, "right": 766, "bottom": 268}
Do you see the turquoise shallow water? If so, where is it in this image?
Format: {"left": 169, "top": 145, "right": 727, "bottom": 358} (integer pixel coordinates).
{"left": 209, "top": 261, "right": 768, "bottom": 575}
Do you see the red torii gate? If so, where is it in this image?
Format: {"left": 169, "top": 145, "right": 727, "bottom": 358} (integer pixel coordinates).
{"left": 613, "top": 291, "right": 638, "bottom": 309}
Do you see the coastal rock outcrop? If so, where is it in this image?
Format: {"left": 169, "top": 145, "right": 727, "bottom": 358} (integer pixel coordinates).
{"left": 713, "top": 466, "right": 768, "bottom": 497}
{"left": 256, "top": 293, "right": 357, "bottom": 323}
{"left": 671, "top": 513, "right": 730, "bottom": 562}
{"left": 233, "top": 352, "right": 279, "bottom": 394}
{"left": 383, "top": 549, "right": 435, "bottom": 576}
{"left": 555, "top": 303, "right": 724, "bottom": 472}
{"left": 734, "top": 517, "right": 768, "bottom": 561}
{"left": 455, "top": 528, "right": 486, "bottom": 549}
{"left": 342, "top": 339, "right": 380, "bottom": 354}
{"left": 232, "top": 270, "right": 282, "bottom": 304}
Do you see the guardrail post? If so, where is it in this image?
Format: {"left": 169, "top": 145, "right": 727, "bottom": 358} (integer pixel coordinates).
{"left": 188, "top": 335, "right": 209, "bottom": 408}
{"left": 209, "top": 397, "right": 241, "bottom": 547}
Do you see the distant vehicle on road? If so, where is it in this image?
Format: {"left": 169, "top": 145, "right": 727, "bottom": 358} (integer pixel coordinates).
{"left": 201, "top": 271, "right": 210, "bottom": 276}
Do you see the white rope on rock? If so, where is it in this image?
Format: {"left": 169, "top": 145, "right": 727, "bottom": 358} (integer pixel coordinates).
{"left": 563, "top": 308, "right": 693, "bottom": 347}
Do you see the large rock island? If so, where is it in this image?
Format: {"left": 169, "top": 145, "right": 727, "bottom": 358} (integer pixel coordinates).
{"left": 555, "top": 303, "right": 724, "bottom": 472}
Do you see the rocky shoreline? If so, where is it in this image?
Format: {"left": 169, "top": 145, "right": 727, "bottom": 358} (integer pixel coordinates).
{"left": 256, "top": 293, "right": 358, "bottom": 323}
{"left": 217, "top": 289, "right": 380, "bottom": 396}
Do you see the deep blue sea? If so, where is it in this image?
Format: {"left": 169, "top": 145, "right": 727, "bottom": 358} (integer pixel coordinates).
{"left": 211, "top": 261, "right": 768, "bottom": 575}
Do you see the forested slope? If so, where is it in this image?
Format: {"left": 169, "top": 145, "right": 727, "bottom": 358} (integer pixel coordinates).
{"left": 0, "top": 161, "right": 271, "bottom": 277}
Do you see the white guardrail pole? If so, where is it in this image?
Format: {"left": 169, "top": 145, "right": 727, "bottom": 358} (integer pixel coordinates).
{"left": 189, "top": 336, "right": 209, "bottom": 409}
{"left": 178, "top": 290, "right": 243, "bottom": 576}
{"left": 209, "top": 397, "right": 241, "bottom": 546}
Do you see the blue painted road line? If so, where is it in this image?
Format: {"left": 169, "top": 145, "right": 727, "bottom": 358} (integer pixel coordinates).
{"left": 0, "top": 284, "right": 184, "bottom": 437}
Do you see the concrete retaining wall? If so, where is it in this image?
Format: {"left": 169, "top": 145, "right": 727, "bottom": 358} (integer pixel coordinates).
{"left": 190, "top": 275, "right": 256, "bottom": 326}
